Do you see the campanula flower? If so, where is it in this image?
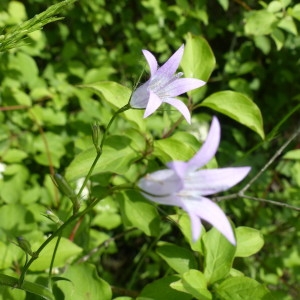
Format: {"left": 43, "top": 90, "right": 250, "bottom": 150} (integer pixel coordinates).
{"left": 138, "top": 117, "right": 251, "bottom": 244}
{"left": 130, "top": 45, "right": 206, "bottom": 123}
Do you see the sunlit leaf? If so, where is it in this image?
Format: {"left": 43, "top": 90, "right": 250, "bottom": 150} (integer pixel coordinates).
{"left": 200, "top": 91, "right": 264, "bottom": 139}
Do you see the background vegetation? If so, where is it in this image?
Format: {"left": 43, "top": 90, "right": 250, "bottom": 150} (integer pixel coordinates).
{"left": 0, "top": 0, "right": 300, "bottom": 299}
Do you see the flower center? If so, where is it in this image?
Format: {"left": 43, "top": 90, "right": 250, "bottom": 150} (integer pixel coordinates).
{"left": 149, "top": 72, "right": 183, "bottom": 99}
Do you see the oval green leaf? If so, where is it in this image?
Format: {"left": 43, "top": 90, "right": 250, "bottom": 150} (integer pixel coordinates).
{"left": 203, "top": 227, "right": 236, "bottom": 284}
{"left": 181, "top": 33, "right": 216, "bottom": 82}
{"left": 118, "top": 191, "right": 160, "bottom": 237}
{"left": 171, "top": 270, "right": 212, "bottom": 300}
{"left": 215, "top": 277, "right": 270, "bottom": 300}
{"left": 156, "top": 242, "right": 198, "bottom": 274}
{"left": 200, "top": 91, "right": 264, "bottom": 139}
{"left": 79, "top": 81, "right": 145, "bottom": 130}
{"left": 66, "top": 135, "right": 143, "bottom": 181}
{"left": 235, "top": 227, "right": 264, "bottom": 258}
{"left": 30, "top": 237, "right": 82, "bottom": 271}
{"left": 54, "top": 264, "right": 112, "bottom": 300}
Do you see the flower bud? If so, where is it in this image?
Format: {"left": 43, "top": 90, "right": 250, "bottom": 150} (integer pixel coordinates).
{"left": 44, "top": 209, "right": 63, "bottom": 225}
{"left": 16, "top": 237, "right": 33, "bottom": 256}
{"left": 53, "top": 173, "right": 76, "bottom": 199}
{"left": 52, "top": 173, "right": 80, "bottom": 214}
{"left": 92, "top": 123, "right": 101, "bottom": 152}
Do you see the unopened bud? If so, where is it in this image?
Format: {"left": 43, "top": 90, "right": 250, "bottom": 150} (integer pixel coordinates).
{"left": 91, "top": 123, "right": 101, "bottom": 152}
{"left": 44, "top": 210, "right": 63, "bottom": 225}
{"left": 52, "top": 173, "right": 80, "bottom": 214}
{"left": 16, "top": 237, "right": 33, "bottom": 256}
{"left": 53, "top": 173, "right": 76, "bottom": 199}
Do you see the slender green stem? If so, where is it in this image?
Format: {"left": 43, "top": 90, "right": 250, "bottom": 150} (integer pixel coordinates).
{"left": 18, "top": 104, "right": 131, "bottom": 286}
{"left": 18, "top": 135, "right": 136, "bottom": 287}
{"left": 18, "top": 195, "right": 103, "bottom": 287}
{"left": 76, "top": 104, "right": 131, "bottom": 198}
{"left": 18, "top": 253, "right": 28, "bottom": 287}
{"left": 48, "top": 232, "right": 62, "bottom": 289}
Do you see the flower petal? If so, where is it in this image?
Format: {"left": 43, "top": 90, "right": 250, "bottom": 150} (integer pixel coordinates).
{"left": 156, "top": 45, "right": 184, "bottom": 78}
{"left": 144, "top": 91, "right": 163, "bottom": 118}
{"left": 186, "top": 211, "right": 202, "bottom": 241}
{"left": 184, "top": 167, "right": 251, "bottom": 196}
{"left": 167, "top": 161, "right": 188, "bottom": 179}
{"left": 138, "top": 169, "right": 184, "bottom": 206}
{"left": 130, "top": 81, "right": 150, "bottom": 108}
{"left": 183, "top": 197, "right": 236, "bottom": 244}
{"left": 164, "top": 98, "right": 191, "bottom": 124}
{"left": 142, "top": 50, "right": 158, "bottom": 76}
{"left": 164, "top": 78, "right": 206, "bottom": 97}
{"left": 187, "top": 116, "right": 221, "bottom": 170}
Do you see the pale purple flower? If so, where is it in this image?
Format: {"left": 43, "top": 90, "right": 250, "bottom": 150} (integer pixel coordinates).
{"left": 130, "top": 45, "right": 206, "bottom": 124}
{"left": 138, "top": 117, "right": 251, "bottom": 244}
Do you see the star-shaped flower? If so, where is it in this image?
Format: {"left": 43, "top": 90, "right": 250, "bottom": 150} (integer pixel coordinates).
{"left": 130, "top": 45, "right": 206, "bottom": 123}
{"left": 138, "top": 117, "right": 251, "bottom": 244}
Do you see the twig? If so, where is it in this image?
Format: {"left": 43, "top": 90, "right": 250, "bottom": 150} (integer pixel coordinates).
{"left": 233, "top": 0, "right": 252, "bottom": 11}
{"left": 240, "top": 125, "right": 300, "bottom": 194}
{"left": 0, "top": 105, "right": 29, "bottom": 111}
{"left": 241, "top": 195, "right": 300, "bottom": 211}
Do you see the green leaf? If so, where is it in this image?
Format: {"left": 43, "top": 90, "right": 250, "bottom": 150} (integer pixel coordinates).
{"left": 267, "top": 1, "right": 283, "bottom": 13}
{"left": 0, "top": 203, "right": 36, "bottom": 234}
{"left": 66, "top": 135, "right": 142, "bottom": 181}
{"left": 200, "top": 91, "right": 264, "bottom": 139}
{"left": 217, "top": 0, "right": 229, "bottom": 11}
{"left": 171, "top": 270, "right": 212, "bottom": 300}
{"left": 137, "top": 275, "right": 192, "bottom": 300}
{"left": 290, "top": 3, "right": 300, "bottom": 21}
{"left": 118, "top": 191, "right": 160, "bottom": 237}
{"left": 278, "top": 16, "right": 298, "bottom": 35}
{"left": 270, "top": 28, "right": 285, "bottom": 50}
{"left": 235, "top": 227, "right": 264, "bottom": 258}
{"left": 33, "top": 132, "right": 66, "bottom": 168}
{"left": 245, "top": 10, "right": 278, "bottom": 35}
{"left": 2, "top": 149, "right": 28, "bottom": 163}
{"left": 203, "top": 227, "right": 236, "bottom": 284}
{"left": 253, "top": 35, "right": 271, "bottom": 54}
{"left": 169, "top": 213, "right": 204, "bottom": 253}
{"left": 0, "top": 285, "right": 25, "bottom": 300}
{"left": 182, "top": 33, "right": 216, "bottom": 82}
{"left": 215, "top": 277, "right": 270, "bottom": 300}
{"left": 79, "top": 81, "right": 145, "bottom": 130}
{"left": 0, "top": 165, "right": 29, "bottom": 203}
{"left": 14, "top": 52, "right": 39, "bottom": 87}
{"left": 0, "top": 274, "right": 54, "bottom": 300}
{"left": 30, "top": 106, "right": 67, "bottom": 126}
{"left": 54, "top": 264, "right": 112, "bottom": 300}
{"left": 30, "top": 237, "right": 82, "bottom": 271}
{"left": 283, "top": 149, "right": 300, "bottom": 160}
{"left": 0, "top": 241, "right": 23, "bottom": 269}
{"left": 153, "top": 137, "right": 196, "bottom": 163}
{"left": 156, "top": 242, "right": 198, "bottom": 274}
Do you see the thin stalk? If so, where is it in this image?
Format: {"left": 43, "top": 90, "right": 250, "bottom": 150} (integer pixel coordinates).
{"left": 18, "top": 176, "right": 139, "bottom": 287}
{"left": 18, "top": 196, "right": 101, "bottom": 287}
{"left": 48, "top": 232, "right": 62, "bottom": 289}
{"left": 76, "top": 104, "right": 131, "bottom": 198}
{"left": 240, "top": 125, "right": 300, "bottom": 194}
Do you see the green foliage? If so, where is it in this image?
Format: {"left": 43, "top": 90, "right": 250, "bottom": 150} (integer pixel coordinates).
{"left": 54, "top": 264, "right": 112, "bottom": 299}
{"left": 200, "top": 90, "right": 265, "bottom": 139}
{"left": 0, "top": 0, "right": 76, "bottom": 52}
{"left": 0, "top": 0, "right": 299, "bottom": 299}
